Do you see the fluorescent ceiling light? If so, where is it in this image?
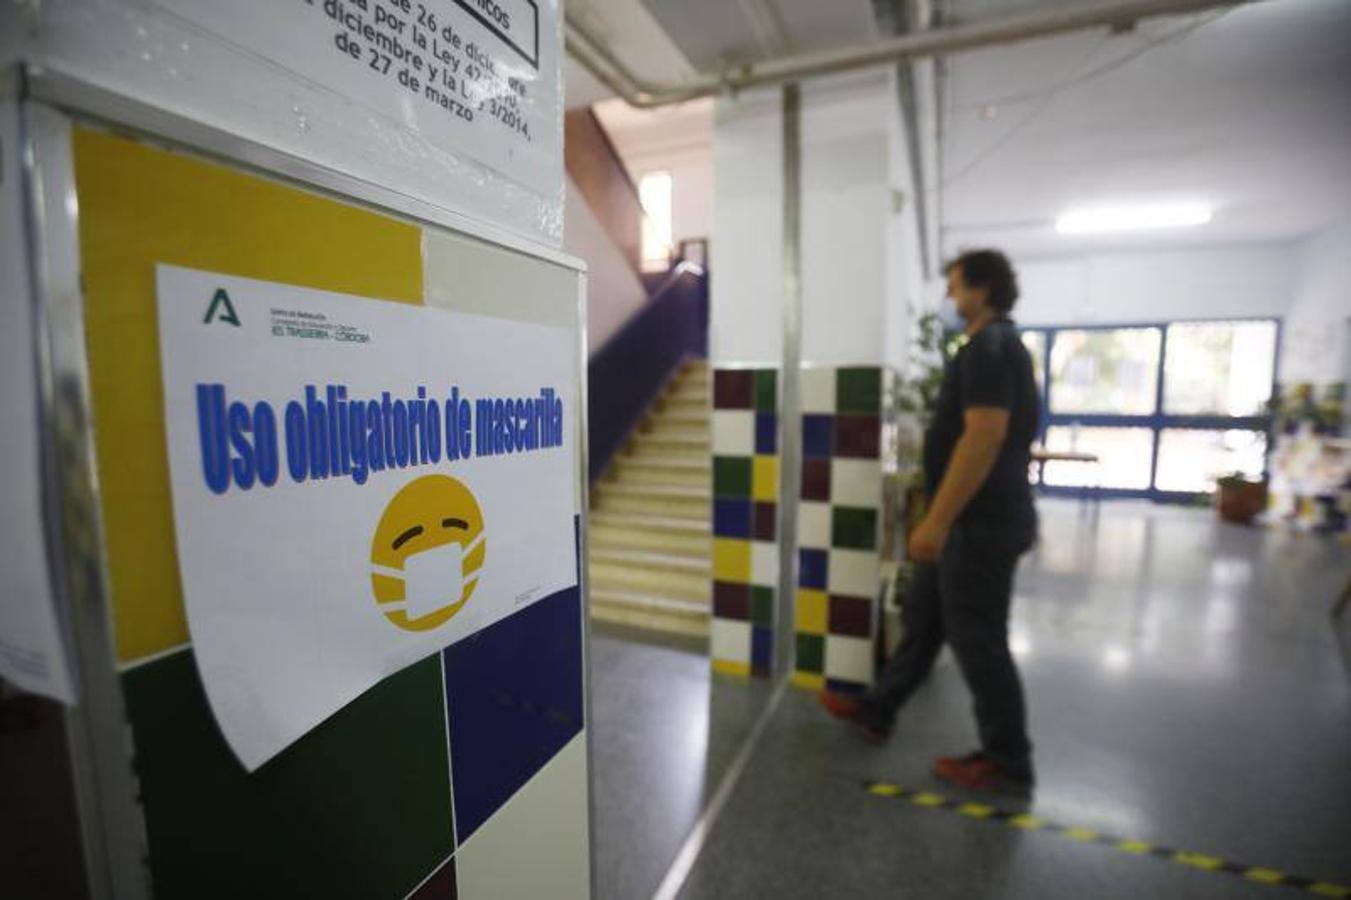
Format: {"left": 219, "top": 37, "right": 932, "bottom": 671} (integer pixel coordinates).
{"left": 1055, "top": 203, "right": 1212, "bottom": 235}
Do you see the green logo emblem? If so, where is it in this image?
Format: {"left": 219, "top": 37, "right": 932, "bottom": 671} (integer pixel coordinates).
{"left": 204, "top": 288, "right": 241, "bottom": 327}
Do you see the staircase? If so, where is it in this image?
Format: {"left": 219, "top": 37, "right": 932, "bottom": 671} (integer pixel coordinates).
{"left": 589, "top": 359, "right": 712, "bottom": 637}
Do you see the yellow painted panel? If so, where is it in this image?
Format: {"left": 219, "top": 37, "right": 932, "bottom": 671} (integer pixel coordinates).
{"left": 795, "top": 589, "right": 827, "bottom": 635}
{"left": 712, "top": 538, "right": 752, "bottom": 582}
{"left": 712, "top": 659, "right": 751, "bottom": 678}
{"left": 751, "top": 455, "right": 778, "bottom": 502}
{"left": 790, "top": 671, "right": 825, "bottom": 692}
{"left": 73, "top": 127, "right": 423, "bottom": 664}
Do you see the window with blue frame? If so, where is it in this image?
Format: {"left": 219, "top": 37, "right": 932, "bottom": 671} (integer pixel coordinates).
{"left": 1021, "top": 319, "right": 1279, "bottom": 500}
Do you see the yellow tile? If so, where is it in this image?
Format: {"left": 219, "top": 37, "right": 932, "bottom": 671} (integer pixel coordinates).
{"left": 73, "top": 127, "right": 423, "bottom": 665}
{"left": 795, "top": 589, "right": 828, "bottom": 634}
{"left": 752, "top": 455, "right": 778, "bottom": 502}
{"left": 790, "top": 671, "right": 825, "bottom": 691}
{"left": 712, "top": 658, "right": 751, "bottom": 678}
{"left": 712, "top": 539, "right": 752, "bottom": 582}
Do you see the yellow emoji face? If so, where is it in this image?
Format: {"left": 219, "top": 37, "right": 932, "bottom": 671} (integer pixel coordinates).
{"left": 370, "top": 474, "right": 486, "bottom": 631}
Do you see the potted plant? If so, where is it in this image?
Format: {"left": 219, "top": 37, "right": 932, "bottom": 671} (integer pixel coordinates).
{"left": 1216, "top": 471, "right": 1266, "bottom": 525}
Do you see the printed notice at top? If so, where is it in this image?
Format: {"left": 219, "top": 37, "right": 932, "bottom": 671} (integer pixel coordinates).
{"left": 156, "top": 0, "right": 561, "bottom": 196}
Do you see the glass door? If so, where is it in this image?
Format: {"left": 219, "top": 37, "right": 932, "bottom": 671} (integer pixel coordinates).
{"left": 1021, "top": 319, "right": 1277, "bottom": 500}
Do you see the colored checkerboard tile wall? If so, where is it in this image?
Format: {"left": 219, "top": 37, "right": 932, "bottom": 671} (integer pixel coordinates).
{"left": 73, "top": 130, "right": 591, "bottom": 899}
{"left": 710, "top": 368, "right": 780, "bottom": 677}
{"left": 792, "top": 366, "right": 890, "bottom": 695}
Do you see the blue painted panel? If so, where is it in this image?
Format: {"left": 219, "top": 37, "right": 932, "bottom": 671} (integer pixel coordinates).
{"left": 713, "top": 498, "right": 753, "bottom": 538}
{"left": 442, "top": 584, "right": 584, "bottom": 843}
{"left": 802, "top": 415, "right": 834, "bottom": 459}
{"left": 799, "top": 548, "right": 828, "bottom": 590}
{"left": 755, "top": 412, "right": 778, "bottom": 455}
{"left": 751, "top": 626, "right": 773, "bottom": 676}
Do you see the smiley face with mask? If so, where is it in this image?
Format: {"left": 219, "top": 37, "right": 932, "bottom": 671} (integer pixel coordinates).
{"left": 370, "top": 474, "right": 486, "bottom": 631}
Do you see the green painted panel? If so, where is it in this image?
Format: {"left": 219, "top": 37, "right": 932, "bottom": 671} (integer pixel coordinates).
{"left": 713, "top": 456, "right": 753, "bottom": 498}
{"left": 122, "top": 652, "right": 453, "bottom": 899}
{"left": 796, "top": 633, "right": 825, "bottom": 673}
{"left": 836, "top": 367, "right": 882, "bottom": 414}
{"left": 832, "top": 506, "right": 878, "bottom": 550}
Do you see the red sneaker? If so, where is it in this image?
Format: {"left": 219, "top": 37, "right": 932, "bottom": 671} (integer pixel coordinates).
{"left": 933, "top": 752, "right": 1032, "bottom": 794}
{"left": 817, "top": 692, "right": 888, "bottom": 744}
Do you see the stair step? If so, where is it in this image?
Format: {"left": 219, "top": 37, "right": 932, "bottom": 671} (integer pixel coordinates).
{"left": 591, "top": 548, "right": 710, "bottom": 574}
{"left": 643, "top": 415, "right": 709, "bottom": 433}
{"left": 599, "top": 482, "right": 711, "bottom": 499}
{"left": 589, "top": 589, "right": 710, "bottom": 637}
{"left": 590, "top": 564, "right": 709, "bottom": 603}
{"left": 660, "top": 395, "right": 709, "bottom": 413}
{"left": 606, "top": 459, "right": 710, "bottom": 488}
{"left": 590, "top": 511, "right": 710, "bottom": 558}
{"left": 592, "top": 488, "right": 708, "bottom": 522}
{"left": 628, "top": 433, "right": 709, "bottom": 453}
{"left": 590, "top": 529, "right": 709, "bottom": 558}
{"left": 650, "top": 409, "right": 708, "bottom": 424}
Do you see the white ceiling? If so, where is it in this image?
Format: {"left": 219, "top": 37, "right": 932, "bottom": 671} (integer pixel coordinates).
{"left": 939, "top": 0, "right": 1351, "bottom": 258}
{"left": 566, "top": 0, "right": 1351, "bottom": 258}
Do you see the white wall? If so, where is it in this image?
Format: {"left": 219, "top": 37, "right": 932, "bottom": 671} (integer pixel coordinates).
{"left": 711, "top": 72, "right": 925, "bottom": 369}
{"left": 1014, "top": 244, "right": 1296, "bottom": 326}
{"left": 1003, "top": 235, "right": 1351, "bottom": 386}
{"left": 1282, "top": 221, "right": 1351, "bottom": 386}
{"left": 563, "top": 175, "right": 647, "bottom": 355}
{"left": 711, "top": 88, "right": 783, "bottom": 364}
{"left": 801, "top": 74, "right": 891, "bottom": 367}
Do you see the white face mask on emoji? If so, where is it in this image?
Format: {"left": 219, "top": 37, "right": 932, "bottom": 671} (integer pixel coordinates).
{"left": 399, "top": 532, "right": 484, "bottom": 621}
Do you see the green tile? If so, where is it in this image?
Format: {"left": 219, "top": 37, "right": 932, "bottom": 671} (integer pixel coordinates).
{"left": 123, "top": 651, "right": 453, "bottom": 899}
{"left": 796, "top": 633, "right": 825, "bottom": 673}
{"left": 832, "top": 506, "right": 878, "bottom": 550}
{"left": 754, "top": 369, "right": 778, "bottom": 412}
{"left": 752, "top": 586, "right": 775, "bottom": 626}
{"left": 713, "top": 456, "right": 753, "bottom": 497}
{"left": 836, "top": 367, "right": 882, "bottom": 413}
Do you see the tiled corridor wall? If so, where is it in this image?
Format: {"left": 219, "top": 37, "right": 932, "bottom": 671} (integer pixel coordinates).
{"left": 710, "top": 368, "right": 780, "bottom": 677}
{"left": 709, "top": 364, "right": 901, "bottom": 687}
{"left": 791, "top": 366, "right": 889, "bottom": 694}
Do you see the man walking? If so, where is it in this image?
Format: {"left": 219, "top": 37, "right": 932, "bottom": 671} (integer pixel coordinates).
{"left": 822, "top": 249, "right": 1040, "bottom": 794}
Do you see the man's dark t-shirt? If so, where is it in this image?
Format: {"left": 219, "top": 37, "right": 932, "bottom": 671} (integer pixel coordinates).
{"left": 923, "top": 318, "right": 1040, "bottom": 526}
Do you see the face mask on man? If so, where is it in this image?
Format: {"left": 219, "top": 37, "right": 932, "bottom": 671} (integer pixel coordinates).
{"left": 936, "top": 300, "right": 965, "bottom": 333}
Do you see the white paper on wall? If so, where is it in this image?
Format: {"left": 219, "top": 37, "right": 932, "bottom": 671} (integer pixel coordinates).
{"left": 157, "top": 265, "right": 578, "bottom": 770}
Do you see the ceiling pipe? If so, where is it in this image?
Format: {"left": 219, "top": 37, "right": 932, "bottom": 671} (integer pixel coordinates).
{"left": 566, "top": 0, "right": 1250, "bottom": 109}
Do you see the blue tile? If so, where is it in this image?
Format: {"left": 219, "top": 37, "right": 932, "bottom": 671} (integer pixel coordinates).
{"left": 802, "top": 415, "right": 834, "bottom": 459}
{"left": 799, "top": 548, "right": 828, "bottom": 590}
{"left": 713, "top": 498, "right": 753, "bottom": 538}
{"left": 755, "top": 413, "right": 778, "bottom": 455}
{"left": 751, "top": 626, "right": 773, "bottom": 675}
{"left": 442, "top": 585, "right": 584, "bottom": 843}
{"left": 826, "top": 677, "right": 867, "bottom": 696}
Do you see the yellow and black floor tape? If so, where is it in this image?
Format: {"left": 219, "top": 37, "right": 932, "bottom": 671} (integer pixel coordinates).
{"left": 864, "top": 782, "right": 1350, "bottom": 898}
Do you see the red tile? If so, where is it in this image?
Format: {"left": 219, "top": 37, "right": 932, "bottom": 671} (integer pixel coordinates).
{"left": 753, "top": 502, "right": 777, "bottom": 541}
{"left": 713, "top": 581, "right": 752, "bottom": 620}
{"left": 829, "top": 595, "right": 872, "bottom": 637}
{"left": 834, "top": 414, "right": 881, "bottom": 459}
{"left": 714, "top": 370, "right": 754, "bottom": 409}
{"left": 801, "top": 458, "right": 831, "bottom": 501}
